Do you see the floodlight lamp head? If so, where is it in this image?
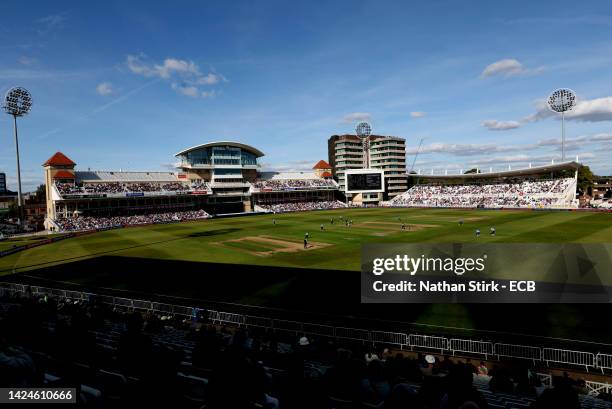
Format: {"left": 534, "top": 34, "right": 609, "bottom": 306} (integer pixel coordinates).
{"left": 355, "top": 121, "right": 372, "bottom": 139}
{"left": 547, "top": 88, "right": 576, "bottom": 113}
{"left": 3, "top": 87, "right": 32, "bottom": 117}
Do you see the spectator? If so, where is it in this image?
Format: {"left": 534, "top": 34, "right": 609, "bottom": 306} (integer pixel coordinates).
{"left": 259, "top": 201, "right": 346, "bottom": 213}
{"left": 55, "top": 209, "right": 210, "bottom": 231}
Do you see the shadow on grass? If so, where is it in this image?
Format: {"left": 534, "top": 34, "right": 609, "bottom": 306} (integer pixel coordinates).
{"left": 0, "top": 228, "right": 243, "bottom": 274}
{"left": 5, "top": 254, "right": 612, "bottom": 344}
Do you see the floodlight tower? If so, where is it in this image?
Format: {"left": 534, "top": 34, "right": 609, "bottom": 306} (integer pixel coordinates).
{"left": 547, "top": 88, "right": 576, "bottom": 161}
{"left": 355, "top": 121, "right": 372, "bottom": 168}
{"left": 3, "top": 87, "right": 32, "bottom": 227}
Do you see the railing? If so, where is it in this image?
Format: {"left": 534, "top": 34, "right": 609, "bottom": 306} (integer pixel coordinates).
{"left": 495, "top": 343, "right": 542, "bottom": 362}
{"left": 371, "top": 331, "right": 407, "bottom": 349}
{"left": 543, "top": 348, "right": 596, "bottom": 371}
{"left": 450, "top": 339, "right": 494, "bottom": 359}
{"left": 597, "top": 353, "right": 612, "bottom": 373}
{"left": 537, "top": 372, "right": 553, "bottom": 388}
{"left": 408, "top": 334, "right": 448, "bottom": 353}
{"left": 1, "top": 282, "right": 611, "bottom": 381}
{"left": 585, "top": 380, "right": 612, "bottom": 396}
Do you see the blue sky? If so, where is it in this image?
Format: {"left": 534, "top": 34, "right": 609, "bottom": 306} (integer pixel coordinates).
{"left": 2, "top": 0, "right": 612, "bottom": 191}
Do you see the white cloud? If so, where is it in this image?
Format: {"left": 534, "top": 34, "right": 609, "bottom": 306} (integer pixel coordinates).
{"left": 471, "top": 154, "right": 532, "bottom": 164}
{"left": 196, "top": 73, "right": 222, "bottom": 85}
{"left": 96, "top": 82, "right": 114, "bottom": 96}
{"left": 481, "top": 59, "right": 523, "bottom": 78}
{"left": 565, "top": 97, "right": 612, "bottom": 122}
{"left": 523, "top": 99, "right": 555, "bottom": 123}
{"left": 410, "top": 111, "right": 426, "bottom": 118}
{"left": 156, "top": 58, "right": 200, "bottom": 78}
{"left": 126, "top": 55, "right": 155, "bottom": 77}
{"left": 171, "top": 83, "right": 199, "bottom": 98}
{"left": 481, "top": 119, "right": 521, "bottom": 131}
{"left": 407, "top": 142, "right": 523, "bottom": 156}
{"left": 342, "top": 112, "right": 371, "bottom": 123}
{"left": 18, "top": 56, "right": 36, "bottom": 66}
{"left": 525, "top": 96, "right": 612, "bottom": 123}
{"left": 577, "top": 152, "right": 596, "bottom": 159}
{"left": 36, "top": 12, "right": 68, "bottom": 34}
{"left": 480, "top": 58, "right": 544, "bottom": 79}
{"left": 127, "top": 54, "right": 224, "bottom": 98}
{"left": 591, "top": 133, "right": 612, "bottom": 141}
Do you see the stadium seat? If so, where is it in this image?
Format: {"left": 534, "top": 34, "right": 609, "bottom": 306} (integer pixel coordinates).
{"left": 177, "top": 372, "right": 208, "bottom": 403}
{"left": 93, "top": 370, "right": 128, "bottom": 401}
{"left": 328, "top": 396, "right": 355, "bottom": 409}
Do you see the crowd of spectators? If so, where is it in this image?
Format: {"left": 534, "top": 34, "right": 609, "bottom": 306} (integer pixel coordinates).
{"left": 251, "top": 178, "right": 337, "bottom": 191}
{"left": 55, "top": 210, "right": 210, "bottom": 231}
{"left": 259, "top": 200, "right": 347, "bottom": 213}
{"left": 390, "top": 178, "right": 575, "bottom": 209}
{"left": 0, "top": 288, "right": 604, "bottom": 408}
{"left": 56, "top": 181, "right": 210, "bottom": 196}
{"left": 596, "top": 200, "right": 612, "bottom": 209}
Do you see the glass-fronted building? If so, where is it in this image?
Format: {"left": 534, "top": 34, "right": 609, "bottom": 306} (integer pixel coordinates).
{"left": 175, "top": 141, "right": 264, "bottom": 212}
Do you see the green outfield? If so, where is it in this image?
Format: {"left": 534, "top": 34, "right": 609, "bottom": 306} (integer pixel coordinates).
{"left": 2, "top": 208, "right": 611, "bottom": 274}
{"left": 1, "top": 208, "right": 612, "bottom": 342}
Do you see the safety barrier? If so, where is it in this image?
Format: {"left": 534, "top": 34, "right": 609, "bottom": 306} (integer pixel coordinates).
{"left": 132, "top": 299, "right": 153, "bottom": 311}
{"left": 537, "top": 373, "right": 552, "bottom": 388}
{"left": 171, "top": 305, "right": 192, "bottom": 317}
{"left": 211, "top": 311, "right": 244, "bottom": 326}
{"left": 543, "top": 348, "right": 596, "bottom": 371}
{"left": 585, "top": 380, "right": 612, "bottom": 395}
{"left": 151, "top": 302, "right": 173, "bottom": 314}
{"left": 495, "top": 343, "right": 542, "bottom": 362}
{"left": 272, "top": 319, "right": 303, "bottom": 334}
{"left": 596, "top": 353, "right": 612, "bottom": 372}
{"left": 302, "top": 322, "right": 335, "bottom": 338}
{"left": 244, "top": 315, "right": 273, "bottom": 329}
{"left": 409, "top": 334, "right": 448, "bottom": 353}
{"left": 371, "top": 331, "right": 408, "bottom": 349}
{"left": 335, "top": 327, "right": 371, "bottom": 342}
{"left": 450, "top": 339, "right": 494, "bottom": 359}
{"left": 2, "top": 282, "right": 612, "bottom": 378}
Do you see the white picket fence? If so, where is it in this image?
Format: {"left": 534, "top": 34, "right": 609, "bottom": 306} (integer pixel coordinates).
{"left": 2, "top": 283, "right": 611, "bottom": 375}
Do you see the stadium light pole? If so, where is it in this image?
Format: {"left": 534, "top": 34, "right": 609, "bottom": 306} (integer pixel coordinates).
{"left": 355, "top": 121, "right": 372, "bottom": 169}
{"left": 547, "top": 88, "right": 576, "bottom": 162}
{"left": 3, "top": 87, "right": 32, "bottom": 228}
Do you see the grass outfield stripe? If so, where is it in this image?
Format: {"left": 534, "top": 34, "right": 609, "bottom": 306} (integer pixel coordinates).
{"left": 3, "top": 208, "right": 612, "bottom": 342}
{"left": 1, "top": 208, "right": 611, "bottom": 274}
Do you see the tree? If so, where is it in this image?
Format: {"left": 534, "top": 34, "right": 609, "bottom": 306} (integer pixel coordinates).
{"left": 25, "top": 184, "right": 46, "bottom": 204}
{"left": 34, "top": 184, "right": 46, "bottom": 203}
{"left": 576, "top": 165, "right": 594, "bottom": 196}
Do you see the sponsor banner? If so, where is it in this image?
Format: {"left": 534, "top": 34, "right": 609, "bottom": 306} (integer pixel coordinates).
{"left": 63, "top": 194, "right": 107, "bottom": 199}
{"left": 190, "top": 190, "right": 209, "bottom": 195}
{"left": 125, "top": 192, "right": 145, "bottom": 198}
{"left": 361, "top": 243, "right": 612, "bottom": 303}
